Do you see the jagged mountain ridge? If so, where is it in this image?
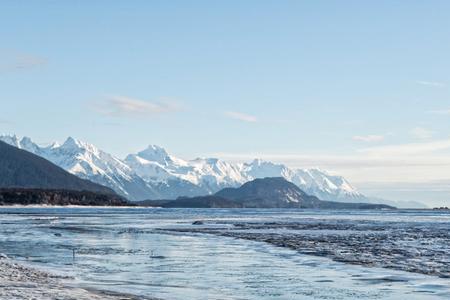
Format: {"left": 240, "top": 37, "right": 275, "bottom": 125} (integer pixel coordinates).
{"left": 0, "top": 140, "right": 115, "bottom": 195}
{"left": 0, "top": 135, "right": 365, "bottom": 202}
{"left": 1, "top": 135, "right": 159, "bottom": 201}
{"left": 125, "top": 145, "right": 364, "bottom": 201}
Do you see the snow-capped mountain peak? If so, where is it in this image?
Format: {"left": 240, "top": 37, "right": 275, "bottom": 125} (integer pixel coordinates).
{"left": 137, "top": 145, "right": 169, "bottom": 161}
{"left": 61, "top": 137, "right": 101, "bottom": 155}
{"left": 0, "top": 134, "right": 45, "bottom": 154}
{"left": 0, "top": 134, "right": 365, "bottom": 203}
{"left": 19, "top": 136, "right": 41, "bottom": 153}
{"left": 0, "top": 134, "right": 20, "bottom": 148}
{"left": 62, "top": 136, "right": 81, "bottom": 148}
{"left": 0, "top": 135, "right": 160, "bottom": 200}
{"left": 135, "top": 145, "right": 188, "bottom": 168}
{"left": 244, "top": 159, "right": 294, "bottom": 179}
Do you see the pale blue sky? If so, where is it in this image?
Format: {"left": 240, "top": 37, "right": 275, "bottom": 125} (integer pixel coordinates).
{"left": 1, "top": 1, "right": 450, "bottom": 204}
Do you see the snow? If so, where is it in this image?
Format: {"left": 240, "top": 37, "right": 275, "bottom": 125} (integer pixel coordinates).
{"left": 0, "top": 134, "right": 364, "bottom": 202}
{"left": 0, "top": 257, "right": 129, "bottom": 300}
{"left": 126, "top": 144, "right": 363, "bottom": 201}
{"left": 0, "top": 134, "right": 148, "bottom": 199}
{"left": 0, "top": 135, "right": 20, "bottom": 148}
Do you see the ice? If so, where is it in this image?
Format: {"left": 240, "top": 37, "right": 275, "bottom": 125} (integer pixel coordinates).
{"left": 0, "top": 207, "right": 449, "bottom": 300}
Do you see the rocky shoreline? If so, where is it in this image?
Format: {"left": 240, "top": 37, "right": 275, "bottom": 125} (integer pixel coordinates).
{"left": 0, "top": 255, "right": 146, "bottom": 300}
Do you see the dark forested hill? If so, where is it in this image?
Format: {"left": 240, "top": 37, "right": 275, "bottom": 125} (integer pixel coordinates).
{"left": 215, "top": 177, "right": 394, "bottom": 209}
{"left": 0, "top": 141, "right": 114, "bottom": 194}
{"left": 143, "top": 177, "right": 395, "bottom": 209}
{"left": 0, "top": 188, "right": 130, "bottom": 206}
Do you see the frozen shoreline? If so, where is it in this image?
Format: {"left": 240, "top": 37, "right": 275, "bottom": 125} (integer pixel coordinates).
{"left": 0, "top": 256, "right": 146, "bottom": 300}
{"left": 163, "top": 218, "right": 450, "bottom": 278}
{"left": 1, "top": 208, "right": 449, "bottom": 299}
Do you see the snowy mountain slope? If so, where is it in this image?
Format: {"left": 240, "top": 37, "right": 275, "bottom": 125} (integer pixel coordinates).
{"left": 126, "top": 145, "right": 365, "bottom": 202}
{"left": 125, "top": 145, "right": 247, "bottom": 194}
{"left": 0, "top": 134, "right": 365, "bottom": 202}
{"left": 241, "top": 159, "right": 363, "bottom": 202}
{"left": 0, "top": 140, "right": 115, "bottom": 195}
{"left": 0, "top": 135, "right": 159, "bottom": 201}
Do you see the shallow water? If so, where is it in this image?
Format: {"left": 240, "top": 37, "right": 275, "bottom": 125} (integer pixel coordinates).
{"left": 0, "top": 208, "right": 449, "bottom": 299}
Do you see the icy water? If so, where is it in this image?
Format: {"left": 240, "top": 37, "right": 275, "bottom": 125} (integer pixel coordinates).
{"left": 0, "top": 208, "right": 449, "bottom": 300}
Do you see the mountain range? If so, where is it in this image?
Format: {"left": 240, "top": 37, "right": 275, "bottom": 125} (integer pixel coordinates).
{"left": 0, "top": 135, "right": 380, "bottom": 204}
{"left": 141, "top": 177, "right": 394, "bottom": 209}
{"left": 0, "top": 140, "right": 114, "bottom": 194}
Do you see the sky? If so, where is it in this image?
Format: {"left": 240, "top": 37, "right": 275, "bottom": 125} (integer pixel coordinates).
{"left": 1, "top": 1, "right": 450, "bottom": 206}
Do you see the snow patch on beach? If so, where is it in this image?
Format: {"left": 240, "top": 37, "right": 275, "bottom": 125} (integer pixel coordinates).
{"left": 0, "top": 255, "right": 140, "bottom": 300}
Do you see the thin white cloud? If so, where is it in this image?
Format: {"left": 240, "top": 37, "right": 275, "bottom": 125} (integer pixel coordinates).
{"left": 210, "top": 152, "right": 450, "bottom": 168}
{"left": 210, "top": 140, "right": 450, "bottom": 207}
{"left": 0, "top": 50, "right": 46, "bottom": 72}
{"left": 359, "top": 139, "right": 450, "bottom": 156}
{"left": 428, "top": 109, "right": 450, "bottom": 115}
{"left": 224, "top": 111, "right": 257, "bottom": 123}
{"left": 209, "top": 150, "right": 450, "bottom": 197}
{"left": 95, "top": 96, "right": 181, "bottom": 117}
{"left": 352, "top": 135, "right": 384, "bottom": 142}
{"left": 416, "top": 80, "right": 446, "bottom": 87}
{"left": 13, "top": 54, "right": 46, "bottom": 69}
{"left": 410, "top": 127, "right": 434, "bottom": 139}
